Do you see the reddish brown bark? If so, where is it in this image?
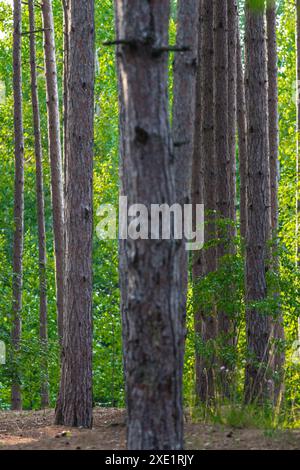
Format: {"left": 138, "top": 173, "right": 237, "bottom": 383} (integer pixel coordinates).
{"left": 55, "top": 0, "right": 95, "bottom": 428}
{"left": 244, "top": 0, "right": 272, "bottom": 403}
{"left": 115, "top": 0, "right": 185, "bottom": 449}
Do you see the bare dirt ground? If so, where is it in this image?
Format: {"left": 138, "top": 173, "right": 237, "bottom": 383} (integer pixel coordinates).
{"left": 0, "top": 408, "right": 299, "bottom": 450}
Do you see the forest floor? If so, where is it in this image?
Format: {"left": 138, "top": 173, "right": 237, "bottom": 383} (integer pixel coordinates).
{"left": 0, "top": 408, "right": 300, "bottom": 450}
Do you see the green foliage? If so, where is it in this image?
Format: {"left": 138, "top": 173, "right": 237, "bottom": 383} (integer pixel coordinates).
{"left": 0, "top": 0, "right": 123, "bottom": 410}
{"left": 184, "top": 210, "right": 299, "bottom": 421}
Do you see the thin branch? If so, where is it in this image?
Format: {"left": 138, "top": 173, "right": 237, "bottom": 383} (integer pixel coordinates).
{"left": 103, "top": 38, "right": 191, "bottom": 56}
{"left": 103, "top": 39, "right": 137, "bottom": 47}
{"left": 21, "top": 28, "right": 51, "bottom": 36}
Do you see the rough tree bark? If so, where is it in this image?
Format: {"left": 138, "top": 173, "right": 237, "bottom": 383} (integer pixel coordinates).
{"left": 115, "top": 0, "right": 185, "bottom": 450}
{"left": 11, "top": 0, "right": 24, "bottom": 411}
{"left": 227, "top": 0, "right": 238, "bottom": 374}
{"left": 173, "top": 0, "right": 199, "bottom": 208}
{"left": 172, "top": 0, "right": 200, "bottom": 401}
{"left": 62, "top": 0, "right": 69, "bottom": 195}
{"left": 192, "top": 3, "right": 204, "bottom": 402}
{"left": 267, "top": 0, "right": 279, "bottom": 238}
{"left": 266, "top": 0, "right": 285, "bottom": 404}
{"left": 55, "top": 0, "right": 95, "bottom": 428}
{"left": 228, "top": 0, "right": 237, "bottom": 228}
{"left": 214, "top": 0, "right": 233, "bottom": 394}
{"left": 28, "top": 0, "right": 49, "bottom": 408}
{"left": 214, "top": 0, "right": 230, "bottom": 242}
{"left": 244, "top": 0, "right": 272, "bottom": 403}
{"left": 193, "top": 0, "right": 217, "bottom": 403}
{"left": 237, "top": 21, "right": 248, "bottom": 242}
{"left": 41, "top": 0, "right": 64, "bottom": 344}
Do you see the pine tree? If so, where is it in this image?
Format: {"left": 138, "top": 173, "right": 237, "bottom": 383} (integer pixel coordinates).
{"left": 55, "top": 0, "right": 95, "bottom": 428}
{"left": 173, "top": 0, "right": 200, "bottom": 401}
{"left": 28, "top": 0, "right": 49, "bottom": 408}
{"left": 11, "top": 0, "right": 24, "bottom": 411}
{"left": 62, "top": 0, "right": 69, "bottom": 195}
{"left": 214, "top": 0, "right": 233, "bottom": 395}
{"left": 193, "top": 0, "right": 217, "bottom": 403}
{"left": 115, "top": 0, "right": 185, "bottom": 449}
{"left": 228, "top": 0, "right": 238, "bottom": 228}
{"left": 237, "top": 20, "right": 247, "bottom": 242}
{"left": 266, "top": 0, "right": 285, "bottom": 404}
{"left": 244, "top": 0, "right": 272, "bottom": 403}
{"left": 41, "top": 0, "right": 64, "bottom": 344}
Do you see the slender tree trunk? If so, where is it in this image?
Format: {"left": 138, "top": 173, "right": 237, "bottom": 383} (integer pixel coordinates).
{"left": 192, "top": 4, "right": 205, "bottom": 403}
{"left": 267, "top": 1, "right": 279, "bottom": 237}
{"left": 244, "top": 0, "right": 271, "bottom": 403}
{"left": 228, "top": 0, "right": 237, "bottom": 228}
{"left": 266, "top": 0, "right": 285, "bottom": 405}
{"left": 173, "top": 0, "right": 199, "bottom": 208}
{"left": 237, "top": 21, "right": 247, "bottom": 242}
{"left": 62, "top": 0, "right": 69, "bottom": 196}
{"left": 55, "top": 0, "right": 95, "bottom": 428}
{"left": 296, "top": 0, "right": 300, "bottom": 339}
{"left": 41, "top": 0, "right": 64, "bottom": 345}
{"left": 114, "top": 7, "right": 128, "bottom": 385}
{"left": 227, "top": 0, "right": 239, "bottom": 371}
{"left": 115, "top": 0, "right": 184, "bottom": 450}
{"left": 214, "top": 0, "right": 229, "bottom": 235}
{"left": 172, "top": 0, "right": 200, "bottom": 403}
{"left": 214, "top": 0, "right": 232, "bottom": 394}
{"left": 62, "top": 0, "right": 68, "bottom": 308}
{"left": 11, "top": 0, "right": 24, "bottom": 411}
{"left": 193, "top": 0, "right": 217, "bottom": 403}
{"left": 28, "top": 0, "right": 49, "bottom": 409}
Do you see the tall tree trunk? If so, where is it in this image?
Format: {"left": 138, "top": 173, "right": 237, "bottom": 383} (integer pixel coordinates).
{"left": 114, "top": 7, "right": 128, "bottom": 384}
{"left": 214, "top": 0, "right": 232, "bottom": 394}
{"left": 227, "top": 0, "right": 238, "bottom": 374}
{"left": 172, "top": 0, "right": 200, "bottom": 403}
{"left": 244, "top": 0, "right": 271, "bottom": 403}
{"left": 115, "top": 0, "right": 184, "bottom": 450}
{"left": 28, "top": 0, "right": 49, "bottom": 409}
{"left": 237, "top": 21, "right": 247, "bottom": 242}
{"left": 267, "top": 0, "right": 279, "bottom": 237}
{"left": 266, "top": 0, "right": 285, "bottom": 405}
{"left": 214, "top": 0, "right": 229, "bottom": 239}
{"left": 41, "top": 0, "right": 64, "bottom": 345}
{"left": 173, "top": 0, "right": 199, "bottom": 207}
{"left": 11, "top": 0, "right": 24, "bottom": 411}
{"left": 192, "top": 4, "right": 204, "bottom": 403}
{"left": 55, "top": 0, "right": 95, "bottom": 428}
{"left": 193, "top": 0, "right": 217, "bottom": 403}
{"left": 62, "top": 0, "right": 69, "bottom": 196}
{"left": 228, "top": 0, "right": 237, "bottom": 228}
{"left": 296, "top": 0, "right": 300, "bottom": 339}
